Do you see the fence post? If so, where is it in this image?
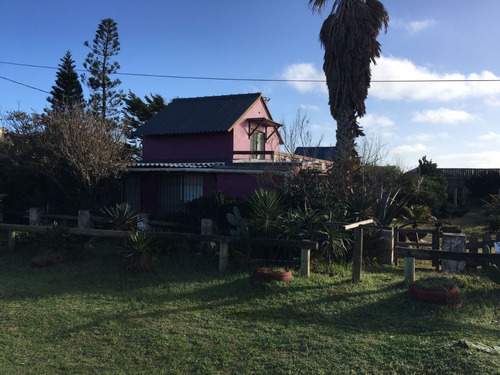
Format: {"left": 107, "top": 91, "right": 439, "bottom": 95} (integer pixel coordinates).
{"left": 442, "top": 233, "right": 466, "bottom": 272}
{"left": 380, "top": 228, "right": 394, "bottom": 265}
{"left": 404, "top": 257, "right": 415, "bottom": 284}
{"left": 300, "top": 248, "right": 310, "bottom": 277}
{"left": 8, "top": 231, "right": 16, "bottom": 251}
{"left": 432, "top": 227, "right": 441, "bottom": 271}
{"left": 78, "top": 210, "right": 92, "bottom": 229}
{"left": 219, "top": 241, "right": 228, "bottom": 272}
{"left": 29, "top": 207, "right": 43, "bottom": 226}
{"left": 352, "top": 227, "right": 363, "bottom": 282}
{"left": 137, "top": 213, "right": 150, "bottom": 231}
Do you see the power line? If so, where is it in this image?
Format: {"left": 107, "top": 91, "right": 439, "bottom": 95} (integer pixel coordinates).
{"left": 0, "top": 75, "right": 50, "bottom": 94}
{"left": 2, "top": 60, "right": 500, "bottom": 84}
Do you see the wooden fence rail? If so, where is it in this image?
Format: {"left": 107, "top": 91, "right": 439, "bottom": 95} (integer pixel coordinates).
{"left": 0, "top": 223, "right": 318, "bottom": 277}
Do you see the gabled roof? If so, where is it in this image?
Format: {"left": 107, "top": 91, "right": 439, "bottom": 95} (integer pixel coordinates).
{"left": 294, "top": 147, "right": 336, "bottom": 161}
{"left": 137, "top": 92, "right": 265, "bottom": 136}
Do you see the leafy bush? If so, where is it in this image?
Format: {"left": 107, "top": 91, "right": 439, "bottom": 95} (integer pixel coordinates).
{"left": 482, "top": 194, "right": 500, "bottom": 232}
{"left": 279, "top": 208, "right": 350, "bottom": 262}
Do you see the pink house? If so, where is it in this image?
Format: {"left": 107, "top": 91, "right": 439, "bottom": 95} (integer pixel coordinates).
{"left": 125, "top": 92, "right": 288, "bottom": 212}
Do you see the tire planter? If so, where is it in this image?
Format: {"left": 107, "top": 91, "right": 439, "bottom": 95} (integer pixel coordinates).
{"left": 30, "top": 256, "right": 62, "bottom": 268}
{"left": 408, "top": 283, "right": 463, "bottom": 308}
{"left": 252, "top": 267, "right": 292, "bottom": 290}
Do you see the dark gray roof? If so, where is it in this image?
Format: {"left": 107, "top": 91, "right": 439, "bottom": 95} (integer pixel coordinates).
{"left": 129, "top": 162, "right": 225, "bottom": 169}
{"left": 137, "top": 92, "right": 263, "bottom": 136}
{"left": 294, "top": 147, "right": 336, "bottom": 161}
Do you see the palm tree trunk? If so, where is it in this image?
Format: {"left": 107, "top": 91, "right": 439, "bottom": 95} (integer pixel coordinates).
{"left": 332, "top": 109, "right": 358, "bottom": 199}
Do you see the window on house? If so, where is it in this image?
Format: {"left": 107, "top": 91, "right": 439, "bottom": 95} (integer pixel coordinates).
{"left": 159, "top": 174, "right": 203, "bottom": 212}
{"left": 123, "top": 175, "right": 140, "bottom": 210}
{"left": 250, "top": 131, "right": 265, "bottom": 160}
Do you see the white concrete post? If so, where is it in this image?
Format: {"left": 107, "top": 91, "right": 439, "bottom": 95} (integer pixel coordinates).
{"left": 442, "top": 233, "right": 466, "bottom": 272}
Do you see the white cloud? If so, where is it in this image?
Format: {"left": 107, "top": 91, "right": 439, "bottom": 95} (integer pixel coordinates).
{"left": 405, "top": 19, "right": 435, "bottom": 35}
{"left": 478, "top": 131, "right": 500, "bottom": 141}
{"left": 300, "top": 104, "right": 321, "bottom": 112}
{"left": 359, "top": 114, "right": 395, "bottom": 128}
{"left": 391, "top": 143, "right": 430, "bottom": 154}
{"left": 438, "top": 151, "right": 500, "bottom": 168}
{"left": 370, "top": 56, "right": 500, "bottom": 102}
{"left": 282, "top": 63, "right": 326, "bottom": 94}
{"left": 407, "top": 132, "right": 450, "bottom": 141}
{"left": 282, "top": 56, "right": 500, "bottom": 107}
{"left": 412, "top": 108, "right": 473, "bottom": 124}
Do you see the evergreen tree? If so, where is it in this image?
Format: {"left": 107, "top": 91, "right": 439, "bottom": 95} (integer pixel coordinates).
{"left": 123, "top": 91, "right": 167, "bottom": 135}
{"left": 82, "top": 18, "right": 123, "bottom": 121}
{"left": 47, "top": 51, "right": 84, "bottom": 113}
{"left": 123, "top": 91, "right": 167, "bottom": 158}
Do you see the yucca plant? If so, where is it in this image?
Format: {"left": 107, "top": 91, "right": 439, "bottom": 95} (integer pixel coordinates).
{"left": 39, "top": 221, "right": 70, "bottom": 254}
{"left": 120, "top": 232, "right": 158, "bottom": 271}
{"left": 101, "top": 203, "right": 139, "bottom": 231}
{"left": 248, "top": 188, "right": 284, "bottom": 238}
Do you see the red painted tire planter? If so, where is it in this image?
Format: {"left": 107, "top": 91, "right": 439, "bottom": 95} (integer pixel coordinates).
{"left": 30, "top": 256, "right": 62, "bottom": 268}
{"left": 253, "top": 267, "right": 292, "bottom": 283}
{"left": 409, "top": 283, "right": 462, "bottom": 308}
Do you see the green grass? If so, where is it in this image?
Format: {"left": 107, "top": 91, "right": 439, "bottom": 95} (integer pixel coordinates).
{"left": 0, "top": 240, "right": 499, "bottom": 374}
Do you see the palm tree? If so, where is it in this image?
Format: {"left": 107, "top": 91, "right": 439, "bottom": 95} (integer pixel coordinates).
{"left": 309, "top": 0, "right": 388, "bottom": 198}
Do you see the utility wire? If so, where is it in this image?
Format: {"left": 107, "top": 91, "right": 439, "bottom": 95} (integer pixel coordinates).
{"left": 0, "top": 75, "right": 50, "bottom": 94}
{"left": 2, "top": 60, "right": 500, "bottom": 84}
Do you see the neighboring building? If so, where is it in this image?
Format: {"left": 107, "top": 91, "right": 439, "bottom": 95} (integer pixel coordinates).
{"left": 294, "top": 147, "right": 335, "bottom": 162}
{"left": 126, "top": 92, "right": 292, "bottom": 212}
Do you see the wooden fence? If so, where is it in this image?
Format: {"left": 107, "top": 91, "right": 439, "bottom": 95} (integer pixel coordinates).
{"left": 0, "top": 222, "right": 318, "bottom": 277}
{"left": 391, "top": 227, "right": 500, "bottom": 283}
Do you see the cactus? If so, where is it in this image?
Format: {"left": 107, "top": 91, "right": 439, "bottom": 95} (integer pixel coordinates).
{"left": 486, "top": 265, "right": 500, "bottom": 285}
{"left": 227, "top": 206, "right": 249, "bottom": 238}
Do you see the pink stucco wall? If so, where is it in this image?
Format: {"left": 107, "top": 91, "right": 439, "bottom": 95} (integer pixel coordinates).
{"left": 215, "top": 173, "right": 259, "bottom": 197}
{"left": 232, "top": 99, "right": 281, "bottom": 160}
{"left": 142, "top": 132, "right": 234, "bottom": 161}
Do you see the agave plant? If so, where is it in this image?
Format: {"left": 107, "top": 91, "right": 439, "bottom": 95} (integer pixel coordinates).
{"left": 120, "top": 232, "right": 158, "bottom": 271}
{"left": 101, "top": 203, "right": 139, "bottom": 231}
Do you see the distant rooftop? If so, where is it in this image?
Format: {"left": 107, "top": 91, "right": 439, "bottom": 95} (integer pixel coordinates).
{"left": 294, "top": 147, "right": 335, "bottom": 161}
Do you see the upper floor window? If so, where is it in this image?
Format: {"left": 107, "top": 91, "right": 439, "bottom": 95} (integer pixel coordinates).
{"left": 250, "top": 131, "right": 265, "bottom": 160}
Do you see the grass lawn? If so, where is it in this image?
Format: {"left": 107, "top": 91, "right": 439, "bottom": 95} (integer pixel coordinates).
{"left": 0, "top": 239, "right": 499, "bottom": 374}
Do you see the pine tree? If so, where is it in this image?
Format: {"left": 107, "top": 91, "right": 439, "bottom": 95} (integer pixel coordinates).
{"left": 47, "top": 51, "right": 84, "bottom": 113}
{"left": 82, "top": 18, "right": 123, "bottom": 121}
{"left": 123, "top": 91, "right": 167, "bottom": 158}
{"left": 123, "top": 91, "right": 167, "bottom": 135}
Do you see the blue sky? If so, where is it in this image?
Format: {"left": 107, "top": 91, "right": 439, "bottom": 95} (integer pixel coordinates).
{"left": 1, "top": 0, "right": 500, "bottom": 169}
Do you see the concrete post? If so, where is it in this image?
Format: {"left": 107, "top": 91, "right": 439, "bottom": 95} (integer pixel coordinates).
{"left": 442, "top": 233, "right": 466, "bottom": 272}
{"left": 78, "top": 210, "right": 92, "bottom": 229}
{"left": 380, "top": 228, "right": 394, "bottom": 265}
{"left": 8, "top": 231, "right": 16, "bottom": 251}
{"left": 137, "top": 213, "right": 150, "bottom": 231}
{"left": 404, "top": 257, "right": 415, "bottom": 284}
{"left": 219, "top": 241, "right": 228, "bottom": 272}
{"left": 29, "top": 207, "right": 42, "bottom": 226}
{"left": 300, "top": 248, "right": 310, "bottom": 277}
